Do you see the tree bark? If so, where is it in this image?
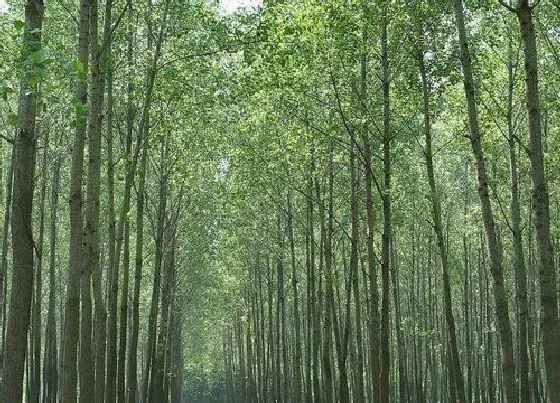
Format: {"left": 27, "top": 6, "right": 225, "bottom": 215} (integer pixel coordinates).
{"left": 505, "top": 34, "right": 530, "bottom": 403}
{"left": 452, "top": 1, "right": 516, "bottom": 402}
{"left": 152, "top": 222, "right": 175, "bottom": 401}
{"left": 141, "top": 139, "right": 167, "bottom": 403}
{"left": 1, "top": 0, "right": 44, "bottom": 399}
{"left": 349, "top": 141, "right": 364, "bottom": 403}
{"left": 30, "top": 125, "right": 49, "bottom": 403}
{"left": 378, "top": 2, "right": 391, "bottom": 401}
{"left": 287, "top": 192, "right": 303, "bottom": 403}
{"left": 80, "top": 0, "right": 101, "bottom": 399}
{"left": 127, "top": 112, "right": 148, "bottom": 403}
{"left": 417, "top": 22, "right": 466, "bottom": 403}
{"left": 514, "top": 3, "right": 560, "bottom": 401}
{"left": 361, "top": 27, "right": 380, "bottom": 403}
{"left": 60, "top": 0, "right": 90, "bottom": 398}
{"left": 91, "top": 0, "right": 112, "bottom": 400}
{"left": 43, "top": 158, "right": 60, "bottom": 403}
{"left": 322, "top": 146, "right": 334, "bottom": 403}
{"left": 0, "top": 147, "right": 14, "bottom": 365}
{"left": 116, "top": 5, "right": 134, "bottom": 398}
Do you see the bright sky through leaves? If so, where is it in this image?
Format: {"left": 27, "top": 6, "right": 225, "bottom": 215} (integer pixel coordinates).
{"left": 0, "top": 0, "right": 260, "bottom": 14}
{"left": 220, "top": 0, "right": 260, "bottom": 13}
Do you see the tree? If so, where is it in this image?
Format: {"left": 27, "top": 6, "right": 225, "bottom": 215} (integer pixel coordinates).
{"left": 453, "top": 1, "right": 516, "bottom": 401}
{"left": 500, "top": 1, "right": 560, "bottom": 400}
{"left": 2, "top": 0, "right": 44, "bottom": 400}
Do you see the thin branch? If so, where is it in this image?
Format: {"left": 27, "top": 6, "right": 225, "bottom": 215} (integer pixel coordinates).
{"left": 498, "top": 0, "right": 517, "bottom": 13}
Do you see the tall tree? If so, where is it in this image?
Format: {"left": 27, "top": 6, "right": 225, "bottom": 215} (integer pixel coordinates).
{"left": 1, "top": 0, "right": 44, "bottom": 400}
{"left": 500, "top": 1, "right": 560, "bottom": 401}
{"left": 378, "top": 1, "right": 392, "bottom": 401}
{"left": 43, "top": 157, "right": 60, "bottom": 403}
{"left": 61, "top": 0, "right": 90, "bottom": 399}
{"left": 453, "top": 1, "right": 516, "bottom": 401}
{"left": 416, "top": 16, "right": 466, "bottom": 403}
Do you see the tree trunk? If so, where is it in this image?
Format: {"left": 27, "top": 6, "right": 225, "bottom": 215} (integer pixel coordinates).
{"left": 1, "top": 0, "right": 44, "bottom": 399}
{"left": 30, "top": 126, "right": 49, "bottom": 403}
{"left": 304, "top": 158, "right": 313, "bottom": 403}
{"left": 322, "top": 146, "right": 334, "bottom": 403}
{"left": 378, "top": 2, "right": 391, "bottom": 401}
{"left": 417, "top": 22, "right": 466, "bottom": 403}
{"left": 361, "top": 28, "right": 380, "bottom": 403}
{"left": 287, "top": 192, "right": 303, "bottom": 403}
{"left": 127, "top": 113, "right": 148, "bottom": 403}
{"left": 0, "top": 147, "right": 14, "bottom": 364}
{"left": 349, "top": 141, "right": 364, "bottom": 403}
{"left": 141, "top": 139, "right": 167, "bottom": 403}
{"left": 116, "top": 6, "right": 134, "bottom": 399}
{"left": 152, "top": 222, "right": 175, "bottom": 401}
{"left": 514, "top": 3, "right": 560, "bottom": 401}
{"left": 79, "top": 0, "right": 101, "bottom": 399}
{"left": 92, "top": 0, "right": 112, "bottom": 400}
{"left": 452, "top": 2, "right": 516, "bottom": 402}
{"left": 505, "top": 33, "right": 530, "bottom": 403}
{"left": 61, "top": 0, "right": 90, "bottom": 400}
{"left": 43, "top": 158, "right": 60, "bottom": 403}
{"left": 170, "top": 279, "right": 183, "bottom": 403}
{"left": 107, "top": 2, "right": 133, "bottom": 398}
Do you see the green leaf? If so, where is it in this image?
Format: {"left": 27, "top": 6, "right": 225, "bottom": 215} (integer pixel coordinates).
{"left": 74, "top": 101, "right": 88, "bottom": 117}
{"left": 0, "top": 82, "right": 14, "bottom": 101}
{"left": 7, "top": 114, "right": 22, "bottom": 128}
{"left": 30, "top": 49, "right": 46, "bottom": 64}
{"left": 71, "top": 60, "right": 84, "bottom": 73}
{"left": 13, "top": 20, "right": 25, "bottom": 31}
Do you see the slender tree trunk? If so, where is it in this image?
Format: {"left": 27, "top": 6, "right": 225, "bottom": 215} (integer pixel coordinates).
{"left": 505, "top": 34, "right": 530, "bottom": 403}
{"left": 309, "top": 157, "right": 321, "bottom": 403}
{"left": 92, "top": 0, "right": 112, "bottom": 400}
{"left": 361, "top": 26, "right": 380, "bottom": 403}
{"left": 349, "top": 141, "right": 364, "bottom": 403}
{"left": 79, "top": 0, "right": 101, "bottom": 399}
{"left": 0, "top": 147, "right": 14, "bottom": 365}
{"left": 116, "top": 6, "right": 134, "bottom": 399}
{"left": 152, "top": 223, "right": 175, "bottom": 401}
{"left": 390, "top": 237, "right": 408, "bottom": 403}
{"left": 246, "top": 287, "right": 255, "bottom": 402}
{"left": 61, "top": 0, "right": 90, "bottom": 400}
{"left": 257, "top": 261, "right": 267, "bottom": 402}
{"left": 1, "top": 0, "right": 44, "bottom": 399}
{"left": 117, "top": 219, "right": 130, "bottom": 403}
{"left": 336, "top": 239, "right": 352, "bottom": 403}
{"left": 304, "top": 159, "right": 313, "bottom": 403}
{"left": 43, "top": 158, "right": 60, "bottom": 403}
{"left": 322, "top": 146, "right": 334, "bottom": 403}
{"left": 287, "top": 192, "right": 303, "bottom": 403}
{"left": 237, "top": 308, "right": 247, "bottom": 403}
{"left": 127, "top": 114, "right": 148, "bottom": 403}
{"left": 267, "top": 254, "right": 277, "bottom": 402}
{"left": 170, "top": 280, "right": 183, "bottom": 403}
{"left": 141, "top": 140, "right": 167, "bottom": 403}
{"left": 276, "top": 213, "right": 288, "bottom": 402}
{"left": 417, "top": 23, "right": 466, "bottom": 403}
{"left": 107, "top": 2, "right": 133, "bottom": 398}
{"left": 378, "top": 2, "right": 392, "bottom": 401}
{"left": 453, "top": 2, "right": 516, "bottom": 402}
{"left": 513, "top": 3, "right": 560, "bottom": 401}
{"left": 30, "top": 126, "right": 49, "bottom": 403}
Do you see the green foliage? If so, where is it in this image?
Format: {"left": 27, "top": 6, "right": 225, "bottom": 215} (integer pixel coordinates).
{"left": 1, "top": 0, "right": 559, "bottom": 399}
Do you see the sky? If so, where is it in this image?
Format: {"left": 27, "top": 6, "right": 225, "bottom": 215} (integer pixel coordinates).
{"left": 0, "top": 0, "right": 259, "bottom": 14}
{"left": 220, "top": 0, "right": 260, "bottom": 13}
